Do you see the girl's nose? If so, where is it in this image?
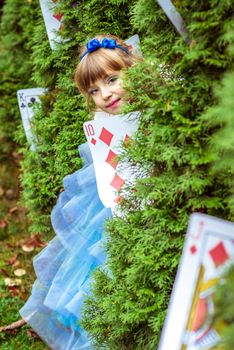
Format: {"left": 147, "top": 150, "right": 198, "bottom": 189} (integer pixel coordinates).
{"left": 101, "top": 86, "right": 112, "bottom": 100}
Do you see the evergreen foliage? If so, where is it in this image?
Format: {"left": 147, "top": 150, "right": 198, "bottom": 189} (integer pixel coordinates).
{"left": 205, "top": 27, "right": 234, "bottom": 349}
{"left": 202, "top": 41, "right": 234, "bottom": 218}
{"left": 0, "top": 0, "right": 37, "bottom": 156}
{"left": 18, "top": 0, "right": 135, "bottom": 234}
{"left": 1, "top": 0, "right": 233, "bottom": 349}
{"left": 81, "top": 1, "right": 234, "bottom": 349}
{"left": 214, "top": 266, "right": 234, "bottom": 350}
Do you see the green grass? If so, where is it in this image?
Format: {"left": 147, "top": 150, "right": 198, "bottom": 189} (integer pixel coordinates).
{"left": 0, "top": 152, "right": 49, "bottom": 349}
{"left": 0, "top": 291, "right": 46, "bottom": 349}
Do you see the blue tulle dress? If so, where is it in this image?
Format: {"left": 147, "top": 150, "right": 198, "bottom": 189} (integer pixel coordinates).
{"left": 20, "top": 141, "right": 112, "bottom": 349}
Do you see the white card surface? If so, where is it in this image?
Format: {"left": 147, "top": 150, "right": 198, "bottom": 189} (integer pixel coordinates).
{"left": 83, "top": 112, "right": 140, "bottom": 209}
{"left": 158, "top": 213, "right": 234, "bottom": 350}
{"left": 17, "top": 88, "right": 46, "bottom": 150}
{"left": 39, "top": 0, "right": 63, "bottom": 50}
{"left": 125, "top": 34, "right": 142, "bottom": 56}
{"left": 156, "top": 0, "right": 189, "bottom": 43}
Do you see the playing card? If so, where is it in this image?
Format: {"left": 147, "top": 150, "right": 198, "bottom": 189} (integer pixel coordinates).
{"left": 83, "top": 112, "right": 140, "bottom": 209}
{"left": 158, "top": 213, "right": 234, "bottom": 350}
{"left": 17, "top": 88, "right": 46, "bottom": 151}
{"left": 156, "top": 0, "right": 189, "bottom": 43}
{"left": 39, "top": 0, "right": 63, "bottom": 50}
{"left": 125, "top": 34, "right": 142, "bottom": 56}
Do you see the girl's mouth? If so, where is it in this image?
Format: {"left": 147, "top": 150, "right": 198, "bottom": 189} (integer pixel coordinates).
{"left": 106, "top": 98, "right": 121, "bottom": 109}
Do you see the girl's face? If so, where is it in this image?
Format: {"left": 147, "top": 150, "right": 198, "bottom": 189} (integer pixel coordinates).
{"left": 88, "top": 70, "right": 126, "bottom": 115}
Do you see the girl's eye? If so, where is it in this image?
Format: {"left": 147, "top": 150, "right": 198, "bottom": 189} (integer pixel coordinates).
{"left": 89, "top": 88, "right": 98, "bottom": 95}
{"left": 108, "top": 76, "right": 119, "bottom": 85}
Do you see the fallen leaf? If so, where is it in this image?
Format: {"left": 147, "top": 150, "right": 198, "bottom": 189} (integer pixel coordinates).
{"left": 0, "top": 268, "right": 10, "bottom": 277}
{"left": 9, "top": 286, "right": 21, "bottom": 297}
{"left": 17, "top": 289, "right": 28, "bottom": 301}
{"left": 14, "top": 269, "right": 26, "bottom": 277}
{"left": 9, "top": 207, "right": 18, "bottom": 214}
{"left": 6, "top": 254, "right": 18, "bottom": 266}
{"left": 27, "top": 329, "right": 41, "bottom": 339}
{"left": 21, "top": 244, "right": 34, "bottom": 252}
{"left": 0, "top": 220, "right": 7, "bottom": 229}
{"left": 25, "top": 234, "right": 46, "bottom": 248}
{"left": 4, "top": 278, "right": 22, "bottom": 287}
{"left": 0, "top": 186, "right": 4, "bottom": 197}
{"left": 13, "top": 260, "right": 20, "bottom": 268}
{"left": 11, "top": 151, "right": 19, "bottom": 159}
{"left": 5, "top": 189, "right": 16, "bottom": 200}
{"left": 6, "top": 242, "right": 16, "bottom": 249}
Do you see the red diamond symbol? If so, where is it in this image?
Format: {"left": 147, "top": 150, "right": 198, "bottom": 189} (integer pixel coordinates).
{"left": 110, "top": 173, "right": 125, "bottom": 190}
{"left": 114, "top": 196, "right": 123, "bottom": 204}
{"left": 53, "top": 13, "right": 63, "bottom": 22}
{"left": 209, "top": 241, "right": 229, "bottom": 267}
{"left": 190, "top": 245, "right": 197, "bottom": 254}
{"left": 91, "top": 138, "right": 96, "bottom": 145}
{"left": 125, "top": 134, "right": 131, "bottom": 142}
{"left": 123, "top": 134, "right": 132, "bottom": 147}
{"left": 105, "top": 150, "right": 118, "bottom": 169}
{"left": 99, "top": 127, "right": 113, "bottom": 146}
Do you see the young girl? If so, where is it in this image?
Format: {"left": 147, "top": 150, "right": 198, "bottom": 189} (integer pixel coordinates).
{"left": 20, "top": 34, "right": 137, "bottom": 349}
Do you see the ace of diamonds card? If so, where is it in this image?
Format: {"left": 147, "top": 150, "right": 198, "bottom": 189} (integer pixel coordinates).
{"left": 39, "top": 0, "right": 63, "bottom": 50}
{"left": 158, "top": 213, "right": 234, "bottom": 350}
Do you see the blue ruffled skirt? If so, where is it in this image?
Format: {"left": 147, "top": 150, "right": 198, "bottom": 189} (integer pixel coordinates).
{"left": 20, "top": 143, "right": 112, "bottom": 349}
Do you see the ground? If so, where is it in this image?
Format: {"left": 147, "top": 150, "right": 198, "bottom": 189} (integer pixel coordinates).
{"left": 0, "top": 148, "right": 49, "bottom": 349}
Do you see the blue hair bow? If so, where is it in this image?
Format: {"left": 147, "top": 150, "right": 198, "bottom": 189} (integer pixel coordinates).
{"left": 80, "top": 38, "right": 129, "bottom": 61}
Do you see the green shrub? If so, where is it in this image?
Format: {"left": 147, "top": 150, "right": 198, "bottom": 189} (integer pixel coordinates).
{"left": 81, "top": 1, "right": 234, "bottom": 348}
{"left": 18, "top": 0, "right": 135, "bottom": 234}
{"left": 0, "top": 0, "right": 38, "bottom": 156}
{"left": 1, "top": 0, "right": 233, "bottom": 349}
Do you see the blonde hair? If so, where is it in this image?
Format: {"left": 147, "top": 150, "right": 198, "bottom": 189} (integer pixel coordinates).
{"left": 75, "top": 34, "right": 137, "bottom": 99}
